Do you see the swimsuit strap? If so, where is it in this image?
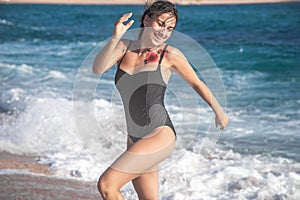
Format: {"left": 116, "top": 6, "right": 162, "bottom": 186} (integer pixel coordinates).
{"left": 158, "top": 44, "right": 169, "bottom": 65}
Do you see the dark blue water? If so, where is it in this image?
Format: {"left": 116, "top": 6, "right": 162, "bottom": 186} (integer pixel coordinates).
{"left": 1, "top": 2, "right": 299, "bottom": 161}
{"left": 4, "top": 2, "right": 299, "bottom": 158}
{"left": 1, "top": 2, "right": 300, "bottom": 158}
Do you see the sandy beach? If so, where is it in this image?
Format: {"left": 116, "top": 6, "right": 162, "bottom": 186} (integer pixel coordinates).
{"left": 0, "top": 0, "right": 298, "bottom": 5}
{"left": 0, "top": 151, "right": 100, "bottom": 199}
{"left": 0, "top": 173, "right": 100, "bottom": 199}
{"left": 0, "top": 151, "right": 53, "bottom": 175}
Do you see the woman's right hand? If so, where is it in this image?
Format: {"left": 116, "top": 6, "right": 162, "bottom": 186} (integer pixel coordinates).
{"left": 113, "top": 12, "right": 134, "bottom": 36}
{"left": 215, "top": 113, "right": 229, "bottom": 130}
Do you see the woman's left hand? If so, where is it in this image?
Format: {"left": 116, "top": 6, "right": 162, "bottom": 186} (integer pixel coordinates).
{"left": 215, "top": 114, "right": 229, "bottom": 130}
{"left": 113, "top": 12, "right": 134, "bottom": 36}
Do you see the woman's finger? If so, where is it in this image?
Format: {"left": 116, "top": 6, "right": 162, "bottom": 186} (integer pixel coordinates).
{"left": 220, "top": 116, "right": 228, "bottom": 130}
{"left": 125, "top": 20, "right": 134, "bottom": 29}
{"left": 118, "top": 12, "right": 133, "bottom": 23}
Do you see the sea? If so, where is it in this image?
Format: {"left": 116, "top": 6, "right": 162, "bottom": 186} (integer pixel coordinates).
{"left": 0, "top": 2, "right": 299, "bottom": 199}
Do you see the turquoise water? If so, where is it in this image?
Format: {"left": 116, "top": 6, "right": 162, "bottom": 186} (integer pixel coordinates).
{"left": 0, "top": 3, "right": 300, "bottom": 199}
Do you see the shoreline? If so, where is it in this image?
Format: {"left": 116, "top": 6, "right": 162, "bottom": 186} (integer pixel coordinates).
{"left": 0, "top": 151, "right": 100, "bottom": 199}
{"left": 0, "top": 151, "right": 53, "bottom": 175}
{"left": 0, "top": 0, "right": 298, "bottom": 5}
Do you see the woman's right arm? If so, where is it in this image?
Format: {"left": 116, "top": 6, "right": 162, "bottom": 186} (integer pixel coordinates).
{"left": 93, "top": 13, "right": 134, "bottom": 74}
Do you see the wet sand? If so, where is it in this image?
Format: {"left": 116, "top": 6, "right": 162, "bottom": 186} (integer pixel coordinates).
{"left": 0, "top": 151, "right": 100, "bottom": 200}
{"left": 0, "top": 151, "right": 53, "bottom": 175}
{"left": 0, "top": 174, "right": 100, "bottom": 200}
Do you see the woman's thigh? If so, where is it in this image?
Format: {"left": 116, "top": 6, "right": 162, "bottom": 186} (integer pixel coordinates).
{"left": 100, "top": 126, "right": 175, "bottom": 191}
{"left": 113, "top": 126, "right": 175, "bottom": 174}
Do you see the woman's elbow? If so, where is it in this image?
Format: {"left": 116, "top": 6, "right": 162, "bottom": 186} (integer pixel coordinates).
{"left": 92, "top": 62, "right": 105, "bottom": 75}
{"left": 92, "top": 66, "right": 102, "bottom": 75}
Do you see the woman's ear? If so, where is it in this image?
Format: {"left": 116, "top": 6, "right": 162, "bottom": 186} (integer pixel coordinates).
{"left": 143, "top": 15, "right": 152, "bottom": 27}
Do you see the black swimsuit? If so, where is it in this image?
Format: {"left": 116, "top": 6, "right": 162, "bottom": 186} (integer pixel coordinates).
{"left": 115, "top": 42, "right": 176, "bottom": 143}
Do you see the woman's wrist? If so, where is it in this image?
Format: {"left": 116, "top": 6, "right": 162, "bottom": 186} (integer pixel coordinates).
{"left": 214, "top": 107, "right": 226, "bottom": 119}
{"left": 110, "top": 34, "right": 122, "bottom": 42}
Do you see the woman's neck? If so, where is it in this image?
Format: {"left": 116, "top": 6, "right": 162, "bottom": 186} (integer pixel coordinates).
{"left": 135, "top": 41, "right": 160, "bottom": 55}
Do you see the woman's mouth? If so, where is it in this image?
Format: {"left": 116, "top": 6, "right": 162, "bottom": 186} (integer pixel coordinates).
{"left": 153, "top": 32, "right": 164, "bottom": 42}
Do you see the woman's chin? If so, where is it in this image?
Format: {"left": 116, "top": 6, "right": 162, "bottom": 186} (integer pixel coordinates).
{"left": 151, "top": 37, "right": 165, "bottom": 46}
{"left": 142, "top": 34, "right": 165, "bottom": 47}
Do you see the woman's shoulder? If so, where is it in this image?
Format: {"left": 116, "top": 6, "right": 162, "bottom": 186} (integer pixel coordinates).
{"left": 165, "top": 44, "right": 187, "bottom": 62}
{"left": 165, "top": 45, "right": 181, "bottom": 54}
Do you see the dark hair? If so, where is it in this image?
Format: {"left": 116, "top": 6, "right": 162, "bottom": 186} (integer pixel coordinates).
{"left": 140, "top": 0, "right": 178, "bottom": 28}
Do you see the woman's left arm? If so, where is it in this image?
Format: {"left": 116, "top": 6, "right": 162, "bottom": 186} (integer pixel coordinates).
{"left": 169, "top": 48, "right": 229, "bottom": 130}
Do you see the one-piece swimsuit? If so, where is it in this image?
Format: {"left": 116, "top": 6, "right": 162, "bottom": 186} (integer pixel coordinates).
{"left": 115, "top": 41, "right": 176, "bottom": 143}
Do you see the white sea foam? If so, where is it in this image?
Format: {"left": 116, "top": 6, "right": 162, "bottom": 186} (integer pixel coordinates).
{"left": 0, "top": 18, "right": 14, "bottom": 26}
{"left": 0, "top": 87, "right": 27, "bottom": 114}
{"left": 46, "top": 70, "right": 67, "bottom": 80}
{"left": 0, "top": 57, "right": 300, "bottom": 200}
{"left": 0, "top": 57, "right": 298, "bottom": 198}
{"left": 0, "top": 63, "right": 33, "bottom": 72}
{"left": 0, "top": 169, "right": 31, "bottom": 175}
{"left": 159, "top": 148, "right": 300, "bottom": 200}
{"left": 0, "top": 96, "right": 299, "bottom": 199}
{"left": 16, "top": 22, "right": 46, "bottom": 31}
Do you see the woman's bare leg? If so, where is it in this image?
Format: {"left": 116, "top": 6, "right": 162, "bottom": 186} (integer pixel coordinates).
{"left": 98, "top": 168, "right": 136, "bottom": 200}
{"left": 98, "top": 126, "right": 175, "bottom": 200}
{"left": 127, "top": 137, "right": 160, "bottom": 200}
{"left": 132, "top": 169, "right": 159, "bottom": 200}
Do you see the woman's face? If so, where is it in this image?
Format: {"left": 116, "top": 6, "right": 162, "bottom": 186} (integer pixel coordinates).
{"left": 143, "top": 12, "right": 177, "bottom": 46}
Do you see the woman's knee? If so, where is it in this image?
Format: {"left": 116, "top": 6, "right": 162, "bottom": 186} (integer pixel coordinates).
{"left": 97, "top": 175, "right": 118, "bottom": 197}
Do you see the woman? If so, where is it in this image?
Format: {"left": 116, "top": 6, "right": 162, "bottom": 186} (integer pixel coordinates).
{"left": 93, "top": 1, "right": 228, "bottom": 199}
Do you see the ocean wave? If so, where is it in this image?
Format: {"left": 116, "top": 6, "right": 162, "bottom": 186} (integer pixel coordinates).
{"left": 43, "top": 70, "right": 67, "bottom": 80}
{"left": 0, "top": 88, "right": 27, "bottom": 115}
{"left": 159, "top": 147, "right": 300, "bottom": 200}
{"left": 0, "top": 62, "right": 75, "bottom": 98}
{"left": 0, "top": 98, "right": 300, "bottom": 200}
{"left": 0, "top": 62, "right": 33, "bottom": 71}
{"left": 0, "top": 18, "right": 14, "bottom": 26}
{"left": 0, "top": 17, "right": 46, "bottom": 31}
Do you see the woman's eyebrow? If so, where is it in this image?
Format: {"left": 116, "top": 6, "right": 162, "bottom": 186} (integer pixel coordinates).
{"left": 157, "top": 19, "right": 175, "bottom": 29}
